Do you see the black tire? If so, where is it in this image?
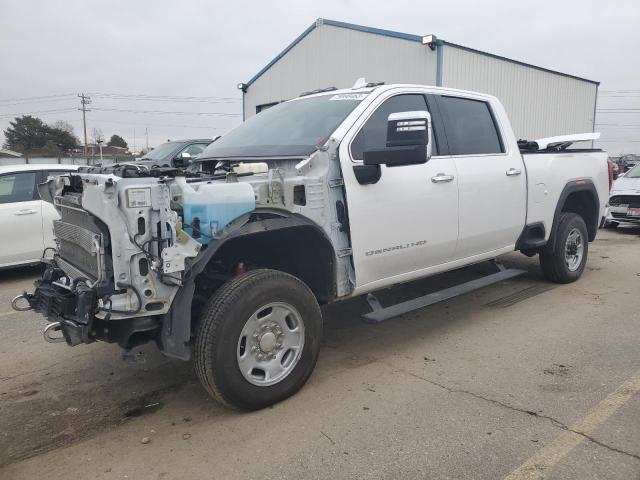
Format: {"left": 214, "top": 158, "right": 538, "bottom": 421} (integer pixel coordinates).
{"left": 194, "top": 269, "right": 322, "bottom": 410}
{"left": 539, "top": 213, "right": 589, "bottom": 284}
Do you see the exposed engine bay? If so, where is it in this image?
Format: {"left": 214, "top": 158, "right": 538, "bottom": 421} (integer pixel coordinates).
{"left": 21, "top": 142, "right": 353, "bottom": 359}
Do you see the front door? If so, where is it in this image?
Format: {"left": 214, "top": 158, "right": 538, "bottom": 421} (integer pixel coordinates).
{"left": 341, "top": 93, "right": 459, "bottom": 293}
{"left": 0, "top": 171, "right": 44, "bottom": 266}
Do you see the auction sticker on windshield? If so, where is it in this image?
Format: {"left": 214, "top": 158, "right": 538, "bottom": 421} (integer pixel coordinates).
{"left": 330, "top": 93, "right": 368, "bottom": 101}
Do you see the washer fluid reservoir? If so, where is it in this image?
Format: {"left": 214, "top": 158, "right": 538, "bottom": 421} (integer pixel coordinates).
{"left": 181, "top": 181, "right": 255, "bottom": 244}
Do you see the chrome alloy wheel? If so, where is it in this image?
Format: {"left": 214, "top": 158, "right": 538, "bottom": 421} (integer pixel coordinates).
{"left": 236, "top": 302, "right": 305, "bottom": 386}
{"left": 564, "top": 227, "right": 584, "bottom": 272}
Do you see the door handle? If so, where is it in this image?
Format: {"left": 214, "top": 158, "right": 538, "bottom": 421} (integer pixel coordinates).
{"left": 506, "top": 168, "right": 522, "bottom": 176}
{"left": 14, "top": 209, "right": 38, "bottom": 216}
{"left": 431, "top": 173, "right": 454, "bottom": 183}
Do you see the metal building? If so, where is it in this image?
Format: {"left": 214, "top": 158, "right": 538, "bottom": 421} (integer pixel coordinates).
{"left": 239, "top": 18, "right": 598, "bottom": 141}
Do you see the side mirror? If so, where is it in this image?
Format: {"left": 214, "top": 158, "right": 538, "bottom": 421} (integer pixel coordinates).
{"left": 355, "top": 111, "right": 432, "bottom": 185}
{"left": 613, "top": 172, "right": 619, "bottom": 180}
{"left": 362, "top": 111, "right": 432, "bottom": 168}
{"left": 174, "top": 151, "right": 192, "bottom": 167}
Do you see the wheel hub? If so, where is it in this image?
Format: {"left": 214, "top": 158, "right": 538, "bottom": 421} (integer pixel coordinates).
{"left": 249, "top": 321, "right": 285, "bottom": 361}
{"left": 564, "top": 228, "right": 584, "bottom": 272}
{"left": 259, "top": 331, "right": 277, "bottom": 352}
{"left": 237, "top": 302, "right": 305, "bottom": 386}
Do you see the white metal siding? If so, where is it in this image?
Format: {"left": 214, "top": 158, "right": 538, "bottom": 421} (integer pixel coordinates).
{"left": 244, "top": 24, "right": 438, "bottom": 118}
{"left": 441, "top": 45, "right": 597, "bottom": 140}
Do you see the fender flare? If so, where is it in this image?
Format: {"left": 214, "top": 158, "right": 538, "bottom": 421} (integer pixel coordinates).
{"left": 548, "top": 180, "right": 600, "bottom": 251}
{"left": 158, "top": 211, "right": 336, "bottom": 360}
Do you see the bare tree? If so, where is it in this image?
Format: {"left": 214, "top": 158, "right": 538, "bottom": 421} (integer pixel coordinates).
{"left": 92, "top": 128, "right": 104, "bottom": 144}
{"left": 51, "top": 120, "right": 75, "bottom": 134}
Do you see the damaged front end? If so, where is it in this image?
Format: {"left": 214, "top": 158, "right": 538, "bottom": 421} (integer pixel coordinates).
{"left": 15, "top": 266, "right": 159, "bottom": 348}
{"left": 13, "top": 165, "right": 232, "bottom": 355}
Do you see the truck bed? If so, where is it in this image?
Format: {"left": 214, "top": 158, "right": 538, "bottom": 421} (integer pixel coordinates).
{"left": 522, "top": 149, "right": 609, "bottom": 241}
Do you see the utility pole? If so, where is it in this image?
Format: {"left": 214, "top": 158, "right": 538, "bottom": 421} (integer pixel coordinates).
{"left": 78, "top": 93, "right": 92, "bottom": 159}
{"left": 145, "top": 128, "right": 149, "bottom": 152}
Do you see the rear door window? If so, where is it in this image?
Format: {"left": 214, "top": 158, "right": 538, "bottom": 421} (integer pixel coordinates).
{"left": 179, "top": 143, "right": 210, "bottom": 158}
{"left": 437, "top": 96, "right": 504, "bottom": 155}
{"left": 0, "top": 172, "right": 37, "bottom": 204}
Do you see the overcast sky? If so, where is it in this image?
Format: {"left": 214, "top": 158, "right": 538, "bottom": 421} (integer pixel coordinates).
{"left": 1, "top": 0, "right": 638, "bottom": 155}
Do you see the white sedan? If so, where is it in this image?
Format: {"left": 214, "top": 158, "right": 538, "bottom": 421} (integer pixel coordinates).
{"left": 0, "top": 164, "right": 78, "bottom": 268}
{"left": 606, "top": 163, "right": 640, "bottom": 227}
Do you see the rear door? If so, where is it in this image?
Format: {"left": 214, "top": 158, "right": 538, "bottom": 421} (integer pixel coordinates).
{"left": 435, "top": 95, "right": 526, "bottom": 259}
{"left": 0, "top": 171, "right": 44, "bottom": 266}
{"left": 340, "top": 92, "right": 459, "bottom": 292}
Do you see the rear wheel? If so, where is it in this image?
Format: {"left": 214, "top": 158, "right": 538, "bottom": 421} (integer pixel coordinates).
{"left": 539, "top": 213, "right": 588, "bottom": 284}
{"left": 194, "top": 269, "right": 322, "bottom": 410}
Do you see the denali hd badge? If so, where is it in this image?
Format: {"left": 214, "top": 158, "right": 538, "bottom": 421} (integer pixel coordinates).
{"left": 365, "top": 240, "right": 427, "bottom": 257}
{"left": 126, "top": 188, "right": 152, "bottom": 208}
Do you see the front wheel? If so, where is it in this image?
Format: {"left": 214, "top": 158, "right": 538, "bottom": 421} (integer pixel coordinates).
{"left": 539, "top": 213, "right": 589, "bottom": 284}
{"left": 194, "top": 269, "right": 322, "bottom": 410}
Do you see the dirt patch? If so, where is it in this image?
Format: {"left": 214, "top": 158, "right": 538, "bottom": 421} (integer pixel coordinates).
{"left": 0, "top": 359, "right": 192, "bottom": 468}
{"left": 543, "top": 363, "right": 572, "bottom": 377}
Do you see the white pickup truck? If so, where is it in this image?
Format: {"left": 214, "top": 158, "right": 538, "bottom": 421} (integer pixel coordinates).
{"left": 16, "top": 82, "right": 608, "bottom": 410}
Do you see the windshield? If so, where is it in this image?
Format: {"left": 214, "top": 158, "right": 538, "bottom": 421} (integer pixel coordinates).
{"left": 198, "top": 93, "right": 366, "bottom": 159}
{"left": 140, "top": 142, "right": 179, "bottom": 161}
{"left": 625, "top": 163, "right": 640, "bottom": 178}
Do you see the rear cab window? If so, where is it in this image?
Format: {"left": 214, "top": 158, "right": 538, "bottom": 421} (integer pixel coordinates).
{"left": 437, "top": 96, "right": 504, "bottom": 155}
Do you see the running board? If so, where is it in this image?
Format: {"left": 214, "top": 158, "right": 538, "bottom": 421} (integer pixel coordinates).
{"left": 362, "top": 262, "right": 526, "bottom": 323}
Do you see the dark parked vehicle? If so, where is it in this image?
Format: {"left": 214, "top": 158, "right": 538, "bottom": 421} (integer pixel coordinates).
{"left": 619, "top": 154, "right": 640, "bottom": 173}
{"left": 137, "top": 139, "right": 215, "bottom": 168}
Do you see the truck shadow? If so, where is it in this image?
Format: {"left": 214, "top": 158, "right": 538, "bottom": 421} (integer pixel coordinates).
{"left": 609, "top": 225, "right": 640, "bottom": 236}
{"left": 0, "top": 264, "right": 43, "bottom": 282}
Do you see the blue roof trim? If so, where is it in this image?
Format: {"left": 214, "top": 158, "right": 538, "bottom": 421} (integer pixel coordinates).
{"left": 244, "top": 18, "right": 599, "bottom": 89}
{"left": 443, "top": 41, "right": 600, "bottom": 86}
{"left": 320, "top": 19, "right": 422, "bottom": 43}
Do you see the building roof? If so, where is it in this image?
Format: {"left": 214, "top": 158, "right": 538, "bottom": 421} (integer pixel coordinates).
{"left": 0, "top": 148, "right": 22, "bottom": 158}
{"left": 244, "top": 18, "right": 599, "bottom": 88}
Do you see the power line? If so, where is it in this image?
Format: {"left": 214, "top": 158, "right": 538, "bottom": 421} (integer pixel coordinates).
{"left": 0, "top": 93, "right": 76, "bottom": 104}
{"left": 0, "top": 108, "right": 77, "bottom": 118}
{"left": 91, "top": 107, "right": 240, "bottom": 117}
{"left": 90, "top": 92, "right": 240, "bottom": 102}
{"left": 0, "top": 97, "right": 78, "bottom": 107}
{"left": 92, "top": 96, "right": 240, "bottom": 104}
{"left": 94, "top": 119, "right": 230, "bottom": 130}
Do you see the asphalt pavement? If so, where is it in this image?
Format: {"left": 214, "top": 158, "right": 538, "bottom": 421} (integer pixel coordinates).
{"left": 1, "top": 227, "right": 639, "bottom": 480}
